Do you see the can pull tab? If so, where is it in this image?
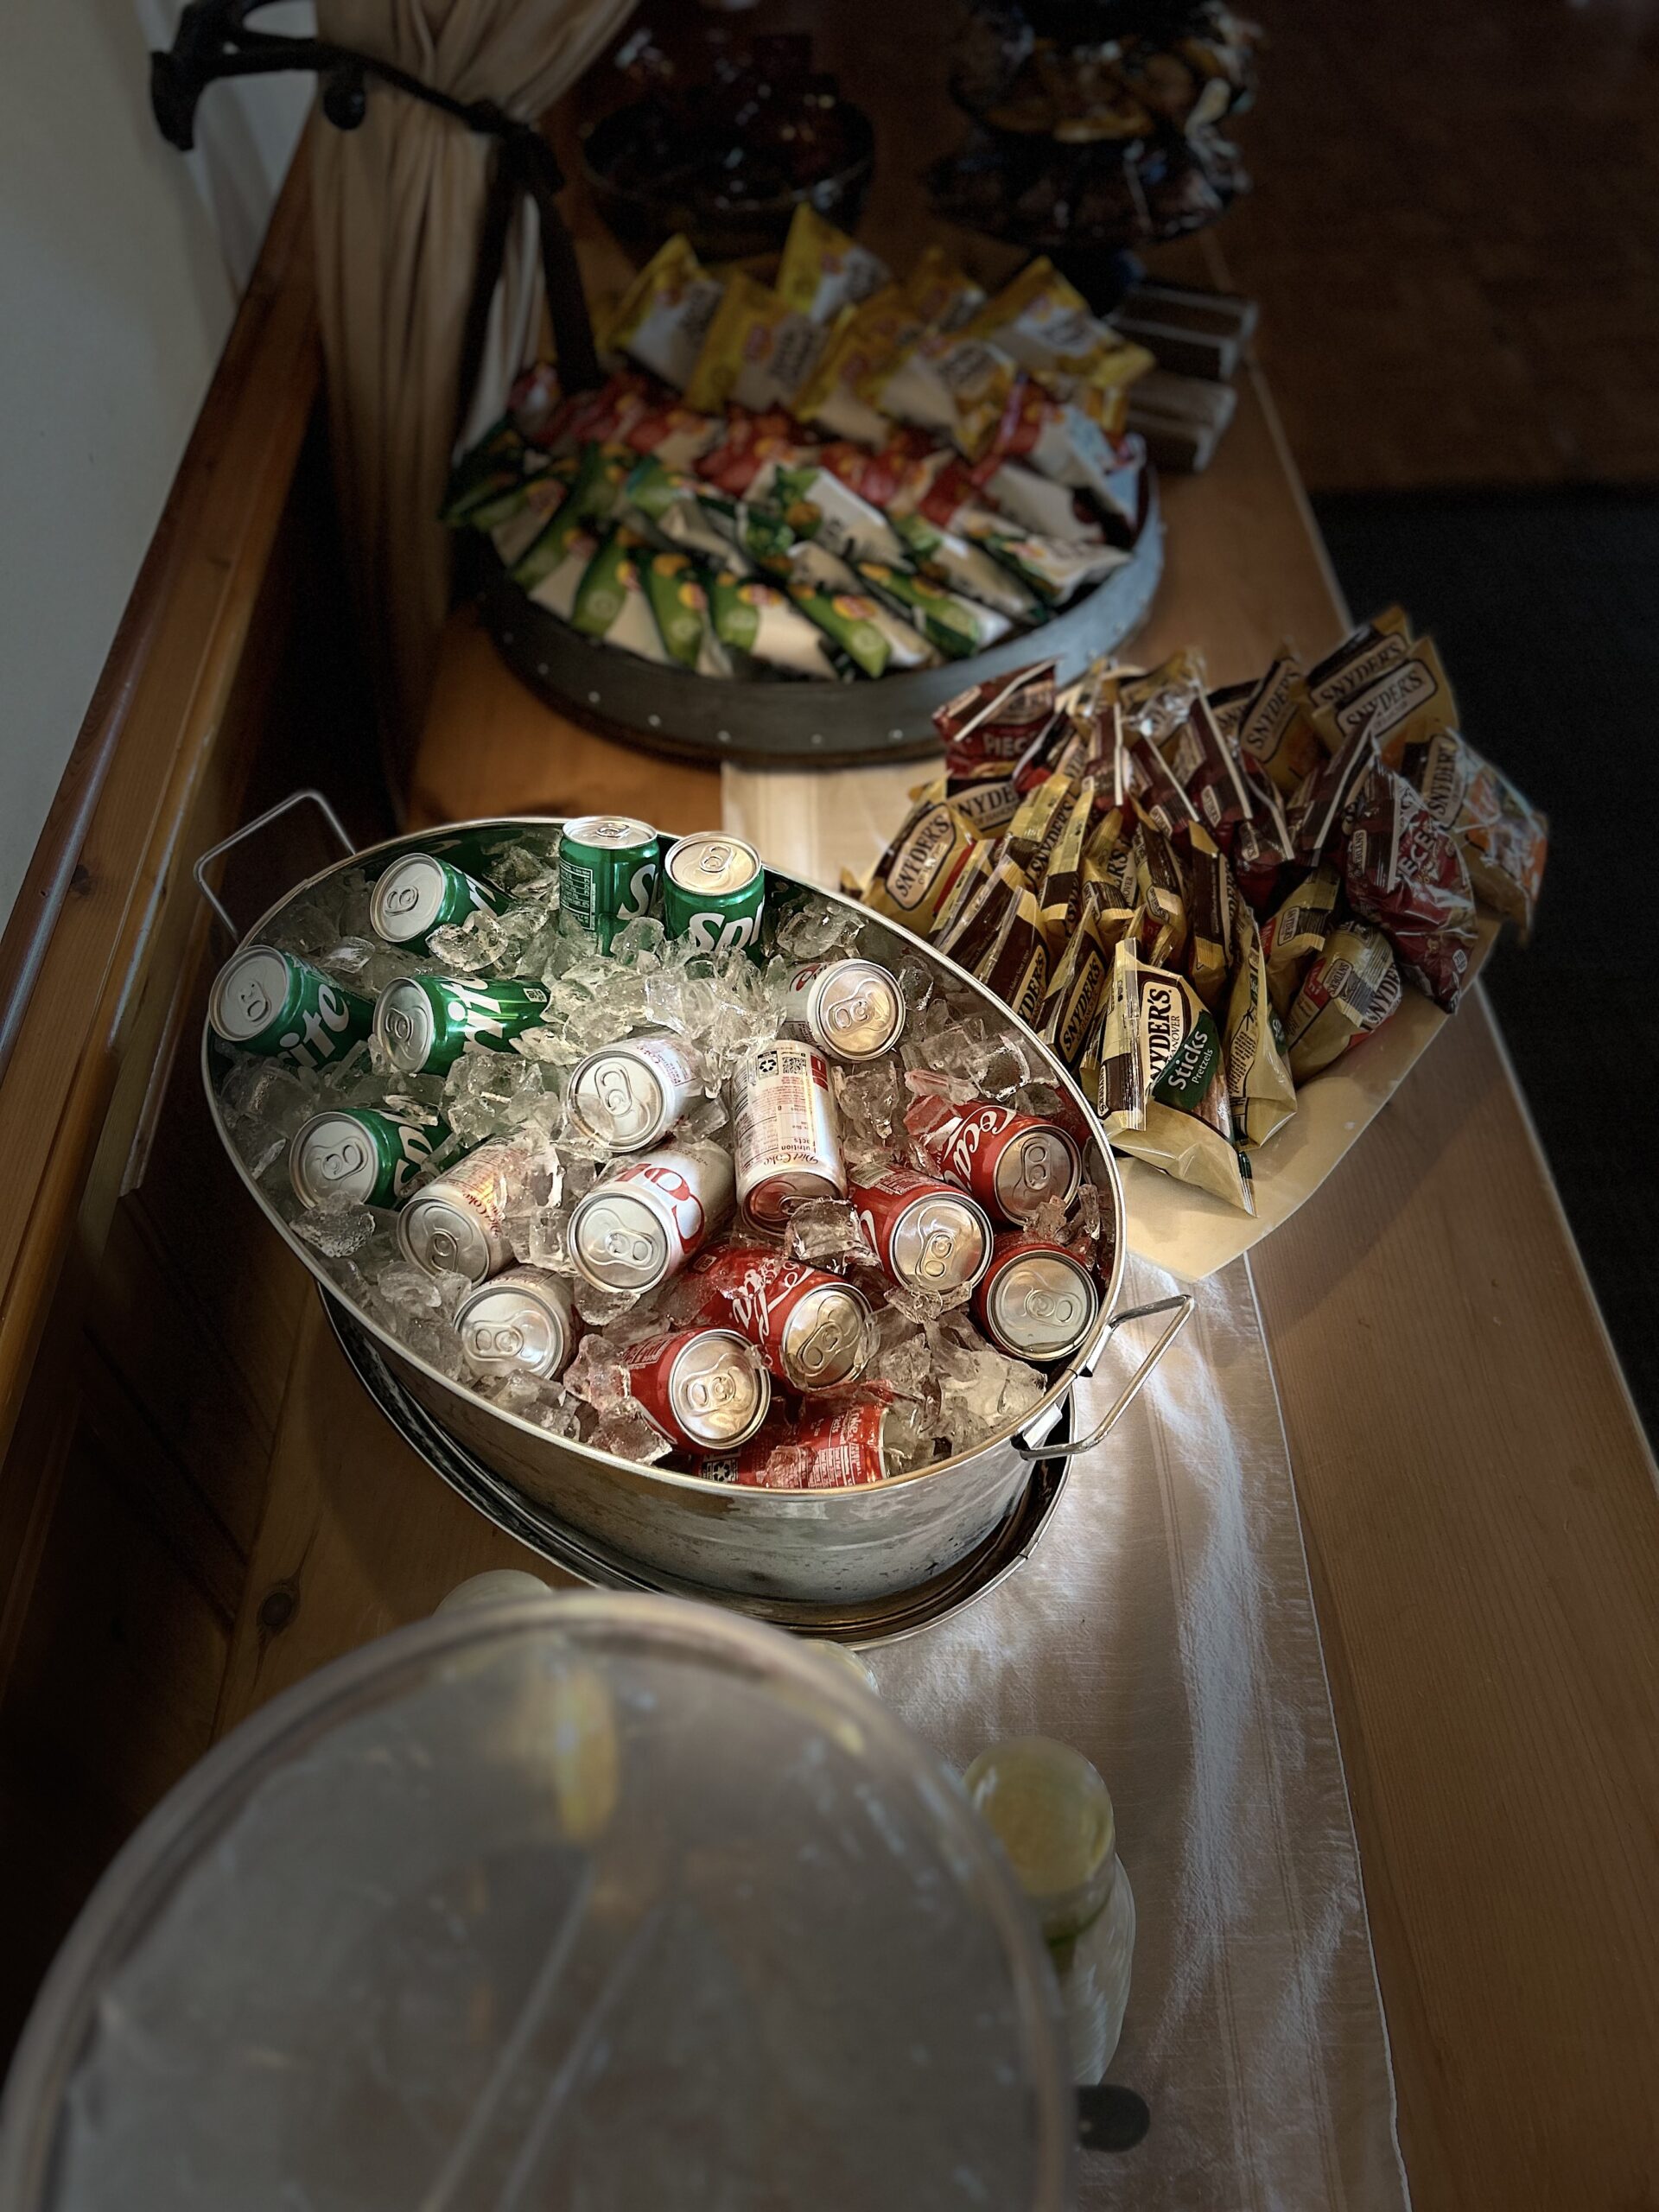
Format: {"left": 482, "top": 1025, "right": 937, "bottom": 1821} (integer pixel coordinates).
{"left": 793, "top": 1317, "right": 846, "bottom": 1377}
{"left": 918, "top": 1230, "right": 953, "bottom": 1281}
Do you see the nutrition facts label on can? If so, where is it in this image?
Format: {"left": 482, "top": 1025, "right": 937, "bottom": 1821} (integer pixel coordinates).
{"left": 558, "top": 859, "right": 597, "bottom": 932}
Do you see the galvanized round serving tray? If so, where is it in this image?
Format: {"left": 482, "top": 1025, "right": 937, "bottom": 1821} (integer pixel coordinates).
{"left": 473, "top": 483, "right": 1163, "bottom": 768}
{"left": 325, "top": 1291, "right": 1072, "bottom": 1649}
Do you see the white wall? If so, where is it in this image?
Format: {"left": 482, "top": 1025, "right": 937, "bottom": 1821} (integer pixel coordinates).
{"left": 0, "top": 2, "right": 312, "bottom": 931}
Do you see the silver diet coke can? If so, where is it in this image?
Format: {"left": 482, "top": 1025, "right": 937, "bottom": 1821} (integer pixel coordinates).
{"left": 454, "top": 1264, "right": 576, "bottom": 1379}
{"left": 782, "top": 957, "right": 906, "bottom": 1064}
{"left": 397, "top": 1138, "right": 524, "bottom": 1283}
{"left": 566, "top": 1033, "right": 704, "bottom": 1151}
{"left": 733, "top": 1039, "right": 847, "bottom": 1229}
{"left": 849, "top": 1167, "right": 994, "bottom": 1295}
{"left": 569, "top": 1141, "right": 734, "bottom": 1292}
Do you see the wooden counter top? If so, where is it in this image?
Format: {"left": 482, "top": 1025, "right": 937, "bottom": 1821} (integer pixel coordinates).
{"left": 222, "top": 354, "right": 1659, "bottom": 2212}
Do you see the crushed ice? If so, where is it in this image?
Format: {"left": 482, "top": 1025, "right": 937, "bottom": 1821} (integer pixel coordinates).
{"left": 214, "top": 827, "right": 1114, "bottom": 1477}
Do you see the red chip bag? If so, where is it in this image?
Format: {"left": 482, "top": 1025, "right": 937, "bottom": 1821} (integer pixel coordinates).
{"left": 1340, "top": 764, "right": 1478, "bottom": 1013}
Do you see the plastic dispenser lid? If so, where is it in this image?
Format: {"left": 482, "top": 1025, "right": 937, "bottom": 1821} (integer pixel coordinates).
{"left": 0, "top": 1595, "right": 1074, "bottom": 2212}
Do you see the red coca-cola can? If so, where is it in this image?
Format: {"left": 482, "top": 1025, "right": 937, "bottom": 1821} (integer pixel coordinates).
{"left": 906, "top": 1095, "right": 1083, "bottom": 1225}
{"left": 972, "top": 1233, "right": 1101, "bottom": 1363}
{"left": 688, "top": 1244, "right": 874, "bottom": 1391}
{"left": 695, "top": 1409, "right": 797, "bottom": 1485}
{"left": 616, "top": 1326, "right": 771, "bottom": 1452}
{"left": 736, "top": 1395, "right": 891, "bottom": 1489}
{"left": 849, "top": 1166, "right": 994, "bottom": 1294}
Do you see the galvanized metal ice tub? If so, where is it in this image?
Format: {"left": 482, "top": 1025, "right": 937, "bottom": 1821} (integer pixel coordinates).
{"left": 201, "top": 811, "right": 1189, "bottom": 1612}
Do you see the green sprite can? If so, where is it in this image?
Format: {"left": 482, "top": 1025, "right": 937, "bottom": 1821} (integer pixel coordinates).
{"left": 660, "top": 833, "right": 766, "bottom": 957}
{"left": 288, "top": 1103, "right": 449, "bottom": 1210}
{"left": 557, "top": 815, "right": 661, "bottom": 953}
{"left": 209, "top": 944, "right": 373, "bottom": 1071}
{"left": 372, "top": 975, "right": 551, "bottom": 1076}
{"left": 367, "top": 851, "right": 512, "bottom": 953}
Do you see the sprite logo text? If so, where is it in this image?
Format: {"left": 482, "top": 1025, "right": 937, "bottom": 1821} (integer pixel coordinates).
{"left": 280, "top": 982, "right": 354, "bottom": 1070}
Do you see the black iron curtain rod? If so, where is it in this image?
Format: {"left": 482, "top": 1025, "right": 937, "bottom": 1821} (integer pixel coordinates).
{"left": 149, "top": 0, "right": 602, "bottom": 406}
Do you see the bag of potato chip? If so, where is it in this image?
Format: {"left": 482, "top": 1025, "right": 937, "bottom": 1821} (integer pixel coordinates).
{"left": 640, "top": 549, "right": 728, "bottom": 675}
{"left": 905, "top": 245, "right": 988, "bottom": 333}
{"left": 569, "top": 527, "right": 672, "bottom": 664}
{"left": 890, "top": 509, "right": 1046, "bottom": 623}
{"left": 795, "top": 286, "right": 925, "bottom": 443}
{"left": 510, "top": 443, "right": 626, "bottom": 591}
{"left": 855, "top": 561, "right": 1013, "bottom": 658}
{"left": 684, "top": 274, "right": 826, "bottom": 414}
{"left": 866, "top": 331, "right": 1020, "bottom": 460}
{"left": 602, "top": 236, "right": 725, "bottom": 389}
{"left": 708, "top": 571, "right": 833, "bottom": 677}
{"left": 776, "top": 203, "right": 891, "bottom": 322}
{"left": 967, "top": 257, "right": 1155, "bottom": 426}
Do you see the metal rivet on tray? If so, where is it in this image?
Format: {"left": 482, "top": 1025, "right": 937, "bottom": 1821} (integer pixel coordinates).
{"left": 716, "top": 728, "right": 733, "bottom": 744}
{"left": 889, "top": 728, "right": 904, "bottom": 741}
{"left": 648, "top": 714, "right": 661, "bottom": 728}
{"left": 502, "top": 632, "right": 514, "bottom": 646}
{"left": 588, "top": 690, "right": 601, "bottom": 704}
{"left": 537, "top": 662, "right": 548, "bottom": 677}
{"left": 810, "top": 733, "right": 823, "bottom": 747}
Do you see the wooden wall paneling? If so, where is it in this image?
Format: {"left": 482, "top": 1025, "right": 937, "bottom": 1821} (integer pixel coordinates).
{"left": 0, "top": 149, "right": 362, "bottom": 2059}
{"left": 0, "top": 153, "right": 319, "bottom": 1465}
{"left": 0, "top": 1389, "right": 232, "bottom": 2049}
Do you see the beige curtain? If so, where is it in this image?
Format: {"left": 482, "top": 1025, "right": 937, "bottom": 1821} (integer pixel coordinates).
{"left": 314, "top": 0, "right": 636, "bottom": 803}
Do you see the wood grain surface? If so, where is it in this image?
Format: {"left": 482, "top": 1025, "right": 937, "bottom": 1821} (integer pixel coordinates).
{"left": 0, "top": 155, "right": 320, "bottom": 1464}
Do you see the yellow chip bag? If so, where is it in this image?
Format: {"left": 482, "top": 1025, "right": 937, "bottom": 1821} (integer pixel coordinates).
{"left": 776, "top": 203, "right": 891, "bottom": 323}
{"left": 601, "top": 234, "right": 725, "bottom": 391}
{"left": 967, "top": 257, "right": 1155, "bottom": 420}
{"left": 795, "top": 285, "right": 925, "bottom": 443}
{"left": 865, "top": 330, "right": 1019, "bottom": 461}
{"left": 904, "top": 245, "right": 988, "bottom": 333}
{"left": 683, "top": 272, "right": 826, "bottom": 416}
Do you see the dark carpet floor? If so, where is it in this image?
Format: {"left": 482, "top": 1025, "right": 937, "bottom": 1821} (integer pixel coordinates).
{"left": 1313, "top": 488, "right": 1658, "bottom": 1448}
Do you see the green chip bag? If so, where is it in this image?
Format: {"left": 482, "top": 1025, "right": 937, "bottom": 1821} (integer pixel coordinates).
{"left": 570, "top": 527, "right": 671, "bottom": 664}
{"left": 510, "top": 443, "right": 625, "bottom": 590}
{"left": 708, "top": 571, "right": 832, "bottom": 677}
{"left": 642, "top": 549, "right": 722, "bottom": 672}
{"left": 855, "top": 559, "right": 1012, "bottom": 658}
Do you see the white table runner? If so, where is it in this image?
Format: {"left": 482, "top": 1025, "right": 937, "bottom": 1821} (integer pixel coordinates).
{"left": 723, "top": 766, "right": 1411, "bottom": 2211}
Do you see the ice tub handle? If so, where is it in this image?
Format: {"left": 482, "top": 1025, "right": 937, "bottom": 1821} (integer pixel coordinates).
{"left": 194, "top": 788, "right": 354, "bottom": 938}
{"left": 1011, "top": 1292, "right": 1193, "bottom": 1460}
